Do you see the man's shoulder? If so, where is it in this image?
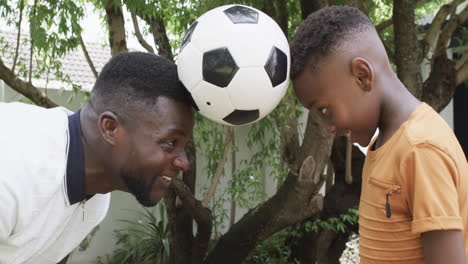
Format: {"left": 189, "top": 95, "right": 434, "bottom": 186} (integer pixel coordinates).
{"left": 0, "top": 102, "right": 71, "bottom": 197}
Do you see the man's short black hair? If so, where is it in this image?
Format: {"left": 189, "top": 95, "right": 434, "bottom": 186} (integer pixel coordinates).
{"left": 90, "top": 51, "right": 194, "bottom": 118}
{"left": 290, "top": 6, "right": 374, "bottom": 79}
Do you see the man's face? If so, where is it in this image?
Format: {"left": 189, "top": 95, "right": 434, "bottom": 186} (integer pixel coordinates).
{"left": 117, "top": 97, "right": 194, "bottom": 207}
{"left": 293, "top": 56, "right": 379, "bottom": 147}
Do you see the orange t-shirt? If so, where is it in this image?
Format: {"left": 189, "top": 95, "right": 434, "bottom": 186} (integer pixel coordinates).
{"left": 359, "top": 103, "right": 468, "bottom": 263}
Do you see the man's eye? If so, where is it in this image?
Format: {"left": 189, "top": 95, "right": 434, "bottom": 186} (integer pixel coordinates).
{"left": 320, "top": 107, "right": 328, "bottom": 116}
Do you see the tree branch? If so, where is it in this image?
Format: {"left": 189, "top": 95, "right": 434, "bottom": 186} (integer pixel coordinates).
{"left": 165, "top": 138, "right": 198, "bottom": 264}
{"left": 455, "top": 52, "right": 468, "bottom": 70}
{"left": 422, "top": 4, "right": 453, "bottom": 56}
{"left": 130, "top": 12, "right": 154, "bottom": 53}
{"left": 345, "top": 134, "right": 352, "bottom": 184}
{"left": 376, "top": 18, "right": 392, "bottom": 33}
{"left": 28, "top": 0, "right": 38, "bottom": 83}
{"left": 229, "top": 132, "right": 237, "bottom": 227}
{"left": 202, "top": 127, "right": 234, "bottom": 207}
{"left": 79, "top": 34, "right": 98, "bottom": 79}
{"left": 0, "top": 58, "right": 57, "bottom": 108}
{"left": 433, "top": 3, "right": 468, "bottom": 58}
{"left": 11, "top": 0, "right": 24, "bottom": 74}
{"left": 170, "top": 178, "right": 212, "bottom": 264}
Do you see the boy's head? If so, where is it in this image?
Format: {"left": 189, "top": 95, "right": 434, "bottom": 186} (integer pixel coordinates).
{"left": 291, "top": 6, "right": 391, "bottom": 147}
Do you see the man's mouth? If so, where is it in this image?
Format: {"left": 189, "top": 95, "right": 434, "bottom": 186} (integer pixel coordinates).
{"left": 162, "top": 176, "right": 173, "bottom": 183}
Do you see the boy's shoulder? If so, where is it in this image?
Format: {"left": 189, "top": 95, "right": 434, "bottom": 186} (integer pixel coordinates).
{"left": 400, "top": 103, "right": 465, "bottom": 168}
{"left": 403, "top": 103, "right": 454, "bottom": 149}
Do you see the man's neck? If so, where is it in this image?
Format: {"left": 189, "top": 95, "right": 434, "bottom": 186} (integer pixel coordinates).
{"left": 80, "top": 104, "right": 115, "bottom": 195}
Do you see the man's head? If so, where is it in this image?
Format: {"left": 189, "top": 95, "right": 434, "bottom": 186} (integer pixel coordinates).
{"left": 89, "top": 52, "right": 195, "bottom": 206}
{"left": 291, "top": 6, "right": 391, "bottom": 147}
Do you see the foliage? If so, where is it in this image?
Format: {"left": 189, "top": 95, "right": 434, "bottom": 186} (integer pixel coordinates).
{"left": 243, "top": 208, "right": 359, "bottom": 263}
{"left": 304, "top": 208, "right": 359, "bottom": 234}
{"left": 244, "top": 228, "right": 300, "bottom": 264}
{"left": 106, "top": 205, "right": 170, "bottom": 264}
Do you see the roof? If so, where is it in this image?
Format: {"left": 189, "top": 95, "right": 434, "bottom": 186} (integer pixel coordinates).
{"left": 0, "top": 30, "right": 111, "bottom": 91}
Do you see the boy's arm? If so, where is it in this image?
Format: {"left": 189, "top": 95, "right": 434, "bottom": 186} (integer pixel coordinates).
{"left": 422, "top": 230, "right": 467, "bottom": 264}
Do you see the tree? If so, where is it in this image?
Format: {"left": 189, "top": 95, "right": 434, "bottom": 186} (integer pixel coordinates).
{"left": 0, "top": 0, "right": 466, "bottom": 263}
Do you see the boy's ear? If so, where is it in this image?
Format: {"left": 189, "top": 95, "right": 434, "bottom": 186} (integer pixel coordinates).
{"left": 351, "top": 57, "right": 374, "bottom": 92}
{"left": 98, "top": 111, "right": 121, "bottom": 146}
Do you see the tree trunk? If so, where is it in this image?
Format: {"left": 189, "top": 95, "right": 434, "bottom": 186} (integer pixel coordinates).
{"left": 393, "top": 0, "right": 423, "bottom": 98}
{"left": 300, "top": 0, "right": 328, "bottom": 20}
{"left": 146, "top": 15, "right": 174, "bottom": 62}
{"left": 294, "top": 137, "right": 364, "bottom": 264}
{"left": 166, "top": 152, "right": 195, "bottom": 264}
{"left": 105, "top": 0, "right": 127, "bottom": 56}
{"left": 204, "top": 113, "right": 334, "bottom": 264}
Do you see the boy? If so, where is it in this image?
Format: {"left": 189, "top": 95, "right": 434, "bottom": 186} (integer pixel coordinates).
{"left": 290, "top": 6, "right": 468, "bottom": 264}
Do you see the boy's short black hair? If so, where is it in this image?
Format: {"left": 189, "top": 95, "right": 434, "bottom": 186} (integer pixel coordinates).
{"left": 290, "top": 6, "right": 374, "bottom": 79}
{"left": 90, "top": 51, "right": 195, "bottom": 117}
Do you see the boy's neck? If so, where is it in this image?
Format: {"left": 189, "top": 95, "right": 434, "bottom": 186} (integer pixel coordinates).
{"left": 376, "top": 79, "right": 421, "bottom": 148}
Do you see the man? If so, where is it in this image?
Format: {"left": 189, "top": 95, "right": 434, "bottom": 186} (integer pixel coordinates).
{"left": 0, "top": 52, "right": 195, "bottom": 263}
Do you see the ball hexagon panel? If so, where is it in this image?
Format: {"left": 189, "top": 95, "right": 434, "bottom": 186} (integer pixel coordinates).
{"left": 225, "top": 67, "right": 272, "bottom": 110}
{"left": 223, "top": 109, "right": 259, "bottom": 126}
{"left": 180, "top": 21, "right": 198, "bottom": 52}
{"left": 223, "top": 5, "right": 259, "bottom": 24}
{"left": 264, "top": 46, "right": 288, "bottom": 87}
{"left": 190, "top": 81, "right": 235, "bottom": 122}
{"left": 202, "top": 47, "right": 239, "bottom": 88}
{"left": 177, "top": 43, "right": 203, "bottom": 92}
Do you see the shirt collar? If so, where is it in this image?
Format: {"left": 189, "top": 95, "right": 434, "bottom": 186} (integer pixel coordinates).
{"left": 66, "top": 110, "right": 86, "bottom": 205}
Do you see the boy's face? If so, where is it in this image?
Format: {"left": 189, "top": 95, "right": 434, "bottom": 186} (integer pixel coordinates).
{"left": 293, "top": 56, "right": 380, "bottom": 147}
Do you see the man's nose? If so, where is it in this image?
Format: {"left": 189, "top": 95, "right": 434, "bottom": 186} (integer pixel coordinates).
{"left": 174, "top": 150, "right": 189, "bottom": 171}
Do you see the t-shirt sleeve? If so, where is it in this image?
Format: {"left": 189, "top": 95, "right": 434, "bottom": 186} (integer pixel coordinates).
{"left": 401, "top": 144, "right": 462, "bottom": 234}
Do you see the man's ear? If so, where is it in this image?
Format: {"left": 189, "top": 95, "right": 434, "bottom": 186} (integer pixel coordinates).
{"left": 98, "top": 111, "right": 121, "bottom": 146}
{"left": 351, "top": 57, "right": 374, "bottom": 92}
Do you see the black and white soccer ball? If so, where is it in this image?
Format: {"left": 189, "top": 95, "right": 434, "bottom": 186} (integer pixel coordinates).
{"left": 177, "top": 4, "right": 290, "bottom": 126}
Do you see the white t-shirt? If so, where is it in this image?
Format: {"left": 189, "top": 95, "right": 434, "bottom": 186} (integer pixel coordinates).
{"left": 0, "top": 102, "right": 110, "bottom": 264}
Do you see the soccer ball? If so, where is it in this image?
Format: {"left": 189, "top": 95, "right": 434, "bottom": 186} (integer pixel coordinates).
{"left": 177, "top": 4, "right": 290, "bottom": 126}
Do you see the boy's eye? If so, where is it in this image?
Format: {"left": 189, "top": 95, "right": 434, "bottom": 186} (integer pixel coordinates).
{"left": 320, "top": 107, "right": 328, "bottom": 116}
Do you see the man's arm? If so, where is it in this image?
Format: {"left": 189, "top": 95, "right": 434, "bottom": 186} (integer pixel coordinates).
{"left": 422, "top": 230, "right": 467, "bottom": 264}
{"left": 57, "top": 254, "right": 69, "bottom": 264}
